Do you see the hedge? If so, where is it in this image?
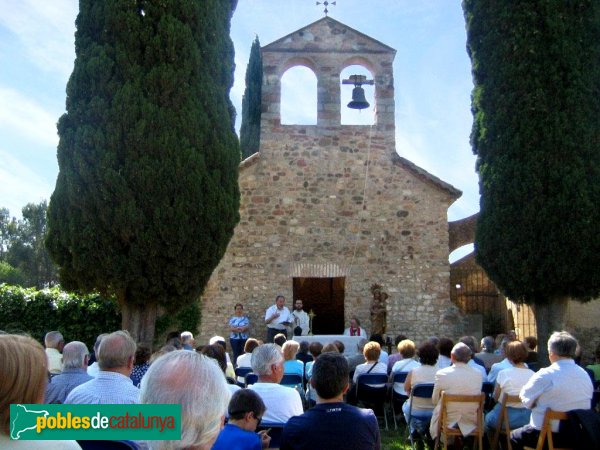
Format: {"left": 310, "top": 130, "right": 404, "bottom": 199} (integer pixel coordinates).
{"left": 0, "top": 284, "right": 201, "bottom": 350}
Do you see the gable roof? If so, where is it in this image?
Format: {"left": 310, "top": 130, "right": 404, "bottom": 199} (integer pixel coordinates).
{"left": 240, "top": 151, "right": 461, "bottom": 199}
{"left": 392, "top": 153, "right": 462, "bottom": 198}
{"left": 262, "top": 16, "right": 396, "bottom": 55}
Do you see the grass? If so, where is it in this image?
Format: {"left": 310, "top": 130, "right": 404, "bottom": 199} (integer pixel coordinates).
{"left": 381, "top": 423, "right": 412, "bottom": 450}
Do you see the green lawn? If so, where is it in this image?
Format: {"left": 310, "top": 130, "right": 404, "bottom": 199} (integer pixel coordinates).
{"left": 381, "top": 424, "right": 412, "bottom": 450}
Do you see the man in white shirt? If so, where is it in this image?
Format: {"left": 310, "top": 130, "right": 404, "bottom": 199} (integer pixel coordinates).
{"left": 44, "top": 331, "right": 65, "bottom": 374}
{"left": 265, "top": 295, "right": 292, "bottom": 343}
{"left": 510, "top": 331, "right": 593, "bottom": 450}
{"left": 343, "top": 317, "right": 368, "bottom": 337}
{"left": 249, "top": 343, "right": 304, "bottom": 423}
{"left": 291, "top": 299, "right": 310, "bottom": 336}
{"left": 65, "top": 330, "right": 139, "bottom": 404}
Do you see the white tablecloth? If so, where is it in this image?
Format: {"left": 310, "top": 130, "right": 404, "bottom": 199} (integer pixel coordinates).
{"left": 291, "top": 335, "right": 364, "bottom": 356}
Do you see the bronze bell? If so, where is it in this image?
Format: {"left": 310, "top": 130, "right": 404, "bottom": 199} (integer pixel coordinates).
{"left": 347, "top": 86, "right": 370, "bottom": 110}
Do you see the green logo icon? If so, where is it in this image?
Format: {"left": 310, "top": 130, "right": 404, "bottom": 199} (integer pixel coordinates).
{"left": 10, "top": 404, "right": 181, "bottom": 441}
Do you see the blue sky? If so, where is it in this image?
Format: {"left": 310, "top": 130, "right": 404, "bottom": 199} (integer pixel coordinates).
{"left": 0, "top": 0, "right": 476, "bottom": 259}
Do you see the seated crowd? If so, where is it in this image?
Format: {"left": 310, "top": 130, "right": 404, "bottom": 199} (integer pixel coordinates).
{"left": 0, "top": 327, "right": 598, "bottom": 450}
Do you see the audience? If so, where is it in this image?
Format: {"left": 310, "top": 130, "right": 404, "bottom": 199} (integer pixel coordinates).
{"left": 347, "top": 341, "right": 387, "bottom": 407}
{"left": 0, "top": 334, "right": 81, "bottom": 449}
{"left": 181, "top": 331, "right": 195, "bottom": 350}
{"left": 346, "top": 338, "right": 368, "bottom": 374}
{"left": 273, "top": 333, "right": 287, "bottom": 348}
{"left": 523, "top": 336, "right": 539, "bottom": 367}
{"left": 295, "top": 340, "right": 313, "bottom": 365}
{"left": 65, "top": 330, "right": 139, "bottom": 404}
{"left": 130, "top": 344, "right": 151, "bottom": 388}
{"left": 402, "top": 341, "right": 439, "bottom": 441}
{"left": 369, "top": 334, "right": 389, "bottom": 365}
{"left": 87, "top": 333, "right": 108, "bottom": 377}
{"left": 237, "top": 338, "right": 260, "bottom": 369}
{"left": 430, "top": 342, "right": 483, "bottom": 443}
{"left": 249, "top": 343, "right": 304, "bottom": 422}
{"left": 586, "top": 341, "right": 600, "bottom": 381}
{"left": 44, "top": 330, "right": 65, "bottom": 374}
{"left": 484, "top": 341, "right": 534, "bottom": 435}
{"left": 212, "top": 389, "right": 270, "bottom": 450}
{"left": 459, "top": 335, "right": 487, "bottom": 379}
{"left": 391, "top": 339, "right": 421, "bottom": 397}
{"left": 475, "top": 336, "right": 502, "bottom": 372}
{"left": 209, "top": 336, "right": 236, "bottom": 379}
{"left": 387, "top": 334, "right": 409, "bottom": 373}
{"left": 487, "top": 338, "right": 512, "bottom": 384}
{"left": 201, "top": 344, "right": 241, "bottom": 396}
{"left": 510, "top": 331, "right": 593, "bottom": 450}
{"left": 280, "top": 352, "right": 380, "bottom": 450}
{"left": 140, "top": 350, "right": 230, "bottom": 450}
{"left": 45, "top": 341, "right": 93, "bottom": 404}
{"left": 165, "top": 331, "right": 183, "bottom": 350}
{"left": 282, "top": 340, "right": 304, "bottom": 390}
{"left": 436, "top": 337, "right": 453, "bottom": 370}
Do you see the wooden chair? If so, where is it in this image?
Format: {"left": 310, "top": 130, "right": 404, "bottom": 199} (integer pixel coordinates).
{"left": 523, "top": 409, "right": 572, "bottom": 450}
{"left": 434, "top": 392, "right": 485, "bottom": 450}
{"left": 490, "top": 393, "right": 520, "bottom": 450}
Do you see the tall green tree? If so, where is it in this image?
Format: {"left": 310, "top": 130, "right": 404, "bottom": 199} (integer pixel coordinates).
{"left": 463, "top": 0, "right": 600, "bottom": 363}
{"left": 8, "top": 201, "right": 58, "bottom": 288}
{"left": 47, "top": 0, "right": 240, "bottom": 344}
{"left": 239, "top": 36, "right": 262, "bottom": 160}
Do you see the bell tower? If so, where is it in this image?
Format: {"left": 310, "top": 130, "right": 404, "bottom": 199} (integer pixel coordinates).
{"left": 260, "top": 16, "right": 396, "bottom": 132}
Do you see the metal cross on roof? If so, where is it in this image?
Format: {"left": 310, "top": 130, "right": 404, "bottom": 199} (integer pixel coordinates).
{"left": 316, "top": 1, "right": 336, "bottom": 16}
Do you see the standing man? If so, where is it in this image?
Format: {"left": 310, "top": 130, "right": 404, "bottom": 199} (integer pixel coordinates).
{"left": 280, "top": 352, "right": 380, "bottom": 450}
{"left": 265, "top": 295, "right": 292, "bottom": 343}
{"left": 291, "top": 299, "right": 310, "bottom": 336}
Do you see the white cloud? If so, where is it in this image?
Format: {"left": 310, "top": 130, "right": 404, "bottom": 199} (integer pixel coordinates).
{"left": 0, "top": 149, "right": 54, "bottom": 217}
{"left": 0, "top": 0, "right": 77, "bottom": 80}
{"left": 0, "top": 88, "right": 59, "bottom": 147}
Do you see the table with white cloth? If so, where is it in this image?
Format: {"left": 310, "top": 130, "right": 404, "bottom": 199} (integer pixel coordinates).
{"left": 292, "top": 335, "right": 364, "bottom": 356}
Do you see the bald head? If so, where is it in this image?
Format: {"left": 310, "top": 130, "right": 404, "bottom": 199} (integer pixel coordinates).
{"left": 451, "top": 342, "right": 472, "bottom": 364}
{"left": 97, "top": 331, "right": 136, "bottom": 371}
{"left": 62, "top": 341, "right": 89, "bottom": 370}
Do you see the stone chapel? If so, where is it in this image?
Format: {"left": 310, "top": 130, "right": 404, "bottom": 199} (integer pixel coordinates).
{"left": 198, "top": 16, "right": 467, "bottom": 344}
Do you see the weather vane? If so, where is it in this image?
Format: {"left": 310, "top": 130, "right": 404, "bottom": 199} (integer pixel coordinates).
{"left": 316, "top": 1, "right": 336, "bottom": 16}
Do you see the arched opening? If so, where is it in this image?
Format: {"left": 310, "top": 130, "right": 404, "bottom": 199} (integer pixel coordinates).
{"left": 280, "top": 66, "right": 317, "bottom": 125}
{"left": 340, "top": 65, "right": 375, "bottom": 125}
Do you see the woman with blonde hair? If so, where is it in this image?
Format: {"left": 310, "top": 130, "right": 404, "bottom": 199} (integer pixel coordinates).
{"left": 0, "top": 334, "right": 81, "bottom": 449}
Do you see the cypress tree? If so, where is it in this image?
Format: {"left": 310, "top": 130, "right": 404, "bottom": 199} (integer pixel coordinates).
{"left": 463, "top": 0, "right": 600, "bottom": 362}
{"left": 239, "top": 36, "right": 262, "bottom": 160}
{"left": 46, "top": 0, "right": 240, "bottom": 344}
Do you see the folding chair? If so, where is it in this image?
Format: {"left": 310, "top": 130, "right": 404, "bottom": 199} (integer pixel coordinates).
{"left": 523, "top": 409, "right": 572, "bottom": 450}
{"left": 405, "top": 383, "right": 435, "bottom": 450}
{"left": 235, "top": 366, "right": 252, "bottom": 387}
{"left": 434, "top": 392, "right": 485, "bottom": 450}
{"left": 390, "top": 371, "right": 409, "bottom": 429}
{"left": 481, "top": 381, "right": 496, "bottom": 412}
{"left": 257, "top": 421, "right": 285, "bottom": 449}
{"left": 356, "top": 373, "right": 390, "bottom": 430}
{"left": 280, "top": 373, "right": 303, "bottom": 388}
{"left": 245, "top": 372, "right": 258, "bottom": 386}
{"left": 490, "top": 393, "right": 520, "bottom": 450}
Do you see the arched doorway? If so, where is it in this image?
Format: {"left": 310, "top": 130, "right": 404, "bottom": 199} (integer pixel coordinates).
{"left": 293, "top": 277, "right": 345, "bottom": 334}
